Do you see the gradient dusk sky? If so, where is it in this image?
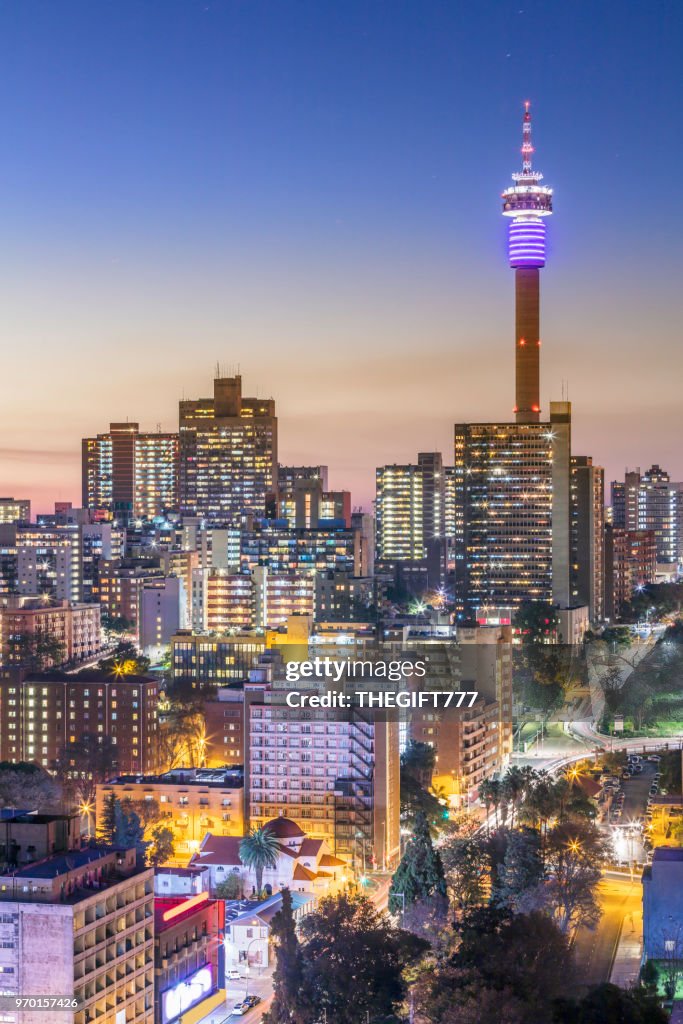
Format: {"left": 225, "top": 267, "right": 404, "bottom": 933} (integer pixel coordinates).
{"left": 1, "top": 0, "right": 682, "bottom": 513}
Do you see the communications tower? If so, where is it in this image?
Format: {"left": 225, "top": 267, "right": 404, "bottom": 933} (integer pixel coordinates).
{"left": 502, "top": 102, "right": 553, "bottom": 423}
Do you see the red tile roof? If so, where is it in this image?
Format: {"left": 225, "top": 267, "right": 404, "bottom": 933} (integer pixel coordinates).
{"left": 264, "top": 817, "right": 306, "bottom": 839}
{"left": 193, "top": 834, "right": 242, "bottom": 866}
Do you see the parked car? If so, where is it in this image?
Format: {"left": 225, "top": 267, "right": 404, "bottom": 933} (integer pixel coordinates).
{"left": 647, "top": 755, "right": 662, "bottom": 763}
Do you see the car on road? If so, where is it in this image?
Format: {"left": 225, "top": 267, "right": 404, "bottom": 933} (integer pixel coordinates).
{"left": 648, "top": 755, "right": 661, "bottom": 763}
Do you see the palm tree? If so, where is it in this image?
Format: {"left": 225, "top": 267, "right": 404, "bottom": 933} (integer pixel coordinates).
{"left": 239, "top": 826, "right": 281, "bottom": 896}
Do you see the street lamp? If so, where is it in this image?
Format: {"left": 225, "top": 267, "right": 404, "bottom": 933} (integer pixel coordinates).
{"left": 79, "top": 802, "right": 94, "bottom": 838}
{"left": 243, "top": 936, "right": 261, "bottom": 1001}
{"left": 355, "top": 830, "right": 366, "bottom": 877}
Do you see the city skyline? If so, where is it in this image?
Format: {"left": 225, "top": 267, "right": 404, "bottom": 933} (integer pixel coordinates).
{"left": 1, "top": 1, "right": 683, "bottom": 514}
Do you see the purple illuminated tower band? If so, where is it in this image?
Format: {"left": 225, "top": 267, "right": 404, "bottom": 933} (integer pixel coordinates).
{"left": 502, "top": 102, "right": 553, "bottom": 424}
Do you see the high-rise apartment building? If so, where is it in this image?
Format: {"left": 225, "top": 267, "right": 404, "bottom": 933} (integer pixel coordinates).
{"left": 247, "top": 696, "right": 400, "bottom": 870}
{"left": 179, "top": 375, "right": 277, "bottom": 522}
{"left": 4, "top": 524, "right": 82, "bottom": 605}
{"left": 0, "top": 671, "right": 159, "bottom": 773}
{"left": 82, "top": 422, "right": 178, "bottom": 523}
{"left": 571, "top": 456, "right": 605, "bottom": 623}
{"left": 604, "top": 526, "right": 657, "bottom": 619}
{"left": 0, "top": 498, "right": 30, "bottom": 524}
{"left": 0, "top": 844, "right": 154, "bottom": 1024}
{"left": 611, "top": 466, "right": 683, "bottom": 566}
{"left": 375, "top": 452, "right": 447, "bottom": 590}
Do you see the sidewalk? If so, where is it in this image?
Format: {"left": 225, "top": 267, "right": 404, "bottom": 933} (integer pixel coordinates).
{"left": 610, "top": 910, "right": 643, "bottom": 988}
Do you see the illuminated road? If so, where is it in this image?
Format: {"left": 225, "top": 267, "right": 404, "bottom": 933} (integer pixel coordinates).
{"left": 573, "top": 874, "right": 642, "bottom": 988}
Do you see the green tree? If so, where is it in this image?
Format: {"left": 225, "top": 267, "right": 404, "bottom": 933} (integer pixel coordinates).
{"left": 114, "top": 801, "right": 148, "bottom": 865}
{"left": 299, "top": 892, "right": 427, "bottom": 1024}
{"left": 553, "top": 982, "right": 668, "bottom": 1023}
{"left": 98, "top": 641, "right": 150, "bottom": 676}
{"left": 97, "top": 792, "right": 118, "bottom": 844}
{"left": 214, "top": 873, "right": 244, "bottom": 900}
{"left": 55, "top": 733, "right": 117, "bottom": 807}
{"left": 495, "top": 827, "right": 544, "bottom": 913}
{"left": 7, "top": 628, "right": 66, "bottom": 670}
{"left": 147, "top": 824, "right": 175, "bottom": 867}
{"left": 479, "top": 778, "right": 503, "bottom": 830}
{"left": 0, "top": 762, "right": 62, "bottom": 813}
{"left": 239, "top": 825, "right": 281, "bottom": 895}
{"left": 453, "top": 906, "right": 574, "bottom": 1017}
{"left": 441, "top": 835, "right": 489, "bottom": 910}
{"left": 263, "top": 888, "right": 314, "bottom": 1024}
{"left": 390, "top": 810, "right": 447, "bottom": 908}
{"left": 401, "top": 741, "right": 436, "bottom": 788}
{"left": 543, "top": 820, "right": 610, "bottom": 933}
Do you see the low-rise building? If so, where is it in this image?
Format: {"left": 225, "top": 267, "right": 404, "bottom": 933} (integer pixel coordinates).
{"left": 96, "top": 768, "right": 245, "bottom": 866}
{"left": 0, "top": 596, "right": 101, "bottom": 667}
{"left": 190, "top": 817, "right": 347, "bottom": 898}
{"left": 154, "top": 892, "right": 225, "bottom": 1024}
{"left": 154, "top": 865, "right": 210, "bottom": 898}
{"left": 643, "top": 847, "right": 683, "bottom": 962}
{"left": 224, "top": 891, "right": 316, "bottom": 970}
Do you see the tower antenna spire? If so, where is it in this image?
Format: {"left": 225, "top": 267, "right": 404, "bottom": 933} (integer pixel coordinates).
{"left": 522, "top": 100, "right": 533, "bottom": 174}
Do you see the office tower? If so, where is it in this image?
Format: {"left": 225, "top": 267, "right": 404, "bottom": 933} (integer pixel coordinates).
{"left": 138, "top": 576, "right": 185, "bottom": 657}
{"left": 179, "top": 375, "right": 277, "bottom": 522}
{"left": 455, "top": 107, "right": 577, "bottom": 619}
{"left": 0, "top": 497, "right": 30, "bottom": 524}
{"left": 80, "top": 521, "right": 125, "bottom": 602}
{"left": 571, "top": 456, "right": 605, "bottom": 623}
{"left": 375, "top": 452, "right": 447, "bottom": 590}
{"left": 315, "top": 572, "right": 374, "bottom": 621}
{"left": 171, "top": 631, "right": 268, "bottom": 687}
{"left": 2, "top": 523, "right": 82, "bottom": 604}
{"left": 0, "top": 597, "right": 101, "bottom": 668}
{"left": 247, "top": 696, "right": 400, "bottom": 870}
{"left": 96, "top": 558, "right": 165, "bottom": 627}
{"left": 502, "top": 102, "right": 553, "bottom": 424}
{"left": 604, "top": 526, "right": 657, "bottom": 619}
{"left": 82, "top": 422, "right": 178, "bottom": 522}
{"left": 202, "top": 689, "right": 244, "bottom": 767}
{"left": 239, "top": 521, "right": 361, "bottom": 576}
{"left": 455, "top": 405, "right": 571, "bottom": 615}
{"left": 351, "top": 511, "right": 375, "bottom": 578}
{"left": 273, "top": 476, "right": 351, "bottom": 529}
{"left": 278, "top": 465, "right": 329, "bottom": 491}
{"left": 611, "top": 466, "right": 683, "bottom": 567}
{"left": 0, "top": 671, "right": 159, "bottom": 772}
{"left": 97, "top": 768, "right": 244, "bottom": 865}
{"left": 0, "top": 844, "right": 154, "bottom": 1024}
{"left": 611, "top": 469, "right": 641, "bottom": 530}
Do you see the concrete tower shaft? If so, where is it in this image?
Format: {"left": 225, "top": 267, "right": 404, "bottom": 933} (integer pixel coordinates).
{"left": 515, "top": 268, "right": 541, "bottom": 423}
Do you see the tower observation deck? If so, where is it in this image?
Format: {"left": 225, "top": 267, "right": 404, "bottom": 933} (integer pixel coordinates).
{"left": 502, "top": 103, "right": 553, "bottom": 424}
